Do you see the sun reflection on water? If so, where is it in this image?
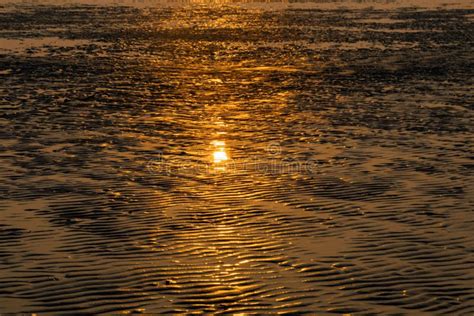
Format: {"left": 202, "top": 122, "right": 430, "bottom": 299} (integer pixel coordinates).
{"left": 211, "top": 140, "right": 229, "bottom": 170}
{"left": 213, "top": 150, "right": 228, "bottom": 163}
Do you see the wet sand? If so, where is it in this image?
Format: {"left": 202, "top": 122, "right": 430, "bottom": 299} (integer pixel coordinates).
{"left": 0, "top": 1, "right": 473, "bottom": 314}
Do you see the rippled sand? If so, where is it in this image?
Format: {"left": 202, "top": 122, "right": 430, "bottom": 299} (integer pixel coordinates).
{"left": 0, "top": 2, "right": 473, "bottom": 314}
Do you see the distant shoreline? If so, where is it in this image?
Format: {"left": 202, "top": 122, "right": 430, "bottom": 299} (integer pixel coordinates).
{"left": 1, "top": 0, "right": 473, "bottom": 9}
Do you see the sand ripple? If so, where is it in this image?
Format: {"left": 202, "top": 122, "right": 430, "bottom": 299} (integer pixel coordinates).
{"left": 0, "top": 4, "right": 473, "bottom": 314}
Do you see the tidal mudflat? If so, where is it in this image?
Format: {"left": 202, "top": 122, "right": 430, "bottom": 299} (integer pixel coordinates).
{"left": 0, "top": 1, "right": 473, "bottom": 314}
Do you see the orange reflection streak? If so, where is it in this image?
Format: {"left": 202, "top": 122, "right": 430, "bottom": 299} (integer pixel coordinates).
{"left": 211, "top": 140, "right": 229, "bottom": 168}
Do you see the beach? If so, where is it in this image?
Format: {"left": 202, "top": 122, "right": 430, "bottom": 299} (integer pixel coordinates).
{"left": 0, "top": 1, "right": 473, "bottom": 314}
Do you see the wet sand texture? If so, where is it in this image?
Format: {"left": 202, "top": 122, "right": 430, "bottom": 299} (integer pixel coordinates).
{"left": 0, "top": 3, "right": 473, "bottom": 314}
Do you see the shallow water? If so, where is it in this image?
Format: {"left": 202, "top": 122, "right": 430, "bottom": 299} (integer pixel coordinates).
{"left": 0, "top": 2, "right": 473, "bottom": 314}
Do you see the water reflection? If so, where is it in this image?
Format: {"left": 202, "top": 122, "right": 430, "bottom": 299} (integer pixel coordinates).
{"left": 211, "top": 140, "right": 229, "bottom": 171}
{"left": 2, "top": 3, "right": 473, "bottom": 315}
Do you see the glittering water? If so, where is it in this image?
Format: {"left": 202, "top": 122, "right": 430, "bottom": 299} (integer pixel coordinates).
{"left": 0, "top": 3, "right": 473, "bottom": 314}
